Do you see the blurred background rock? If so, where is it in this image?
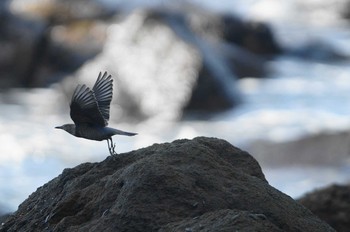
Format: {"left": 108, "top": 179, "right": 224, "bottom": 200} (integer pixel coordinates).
{"left": 1, "top": 0, "right": 350, "bottom": 215}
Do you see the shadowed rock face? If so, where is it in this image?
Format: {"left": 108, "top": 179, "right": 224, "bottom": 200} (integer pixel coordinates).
{"left": 1, "top": 137, "right": 334, "bottom": 231}
{"left": 298, "top": 184, "right": 350, "bottom": 232}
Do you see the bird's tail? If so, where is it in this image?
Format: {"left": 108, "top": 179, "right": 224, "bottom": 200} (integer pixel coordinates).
{"left": 113, "top": 128, "right": 137, "bottom": 136}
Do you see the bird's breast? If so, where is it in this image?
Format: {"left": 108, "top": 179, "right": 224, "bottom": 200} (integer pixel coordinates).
{"left": 75, "top": 125, "right": 111, "bottom": 141}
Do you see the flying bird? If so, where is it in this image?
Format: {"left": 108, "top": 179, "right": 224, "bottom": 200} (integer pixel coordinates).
{"left": 55, "top": 71, "right": 136, "bottom": 156}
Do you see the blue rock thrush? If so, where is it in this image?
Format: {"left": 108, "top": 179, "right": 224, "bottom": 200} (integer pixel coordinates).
{"left": 55, "top": 71, "right": 137, "bottom": 155}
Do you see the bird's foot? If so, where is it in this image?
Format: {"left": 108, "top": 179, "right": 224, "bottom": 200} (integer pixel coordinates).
{"left": 110, "top": 142, "right": 117, "bottom": 156}
{"left": 107, "top": 138, "right": 118, "bottom": 156}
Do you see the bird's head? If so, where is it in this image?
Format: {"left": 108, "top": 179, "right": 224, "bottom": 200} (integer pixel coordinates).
{"left": 55, "top": 124, "right": 76, "bottom": 136}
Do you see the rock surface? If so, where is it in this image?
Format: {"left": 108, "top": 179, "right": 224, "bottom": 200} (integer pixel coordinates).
{"left": 298, "top": 184, "right": 350, "bottom": 232}
{"left": 0, "top": 137, "right": 334, "bottom": 231}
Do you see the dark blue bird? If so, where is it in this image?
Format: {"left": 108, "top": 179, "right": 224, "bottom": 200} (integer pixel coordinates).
{"left": 55, "top": 71, "right": 136, "bottom": 155}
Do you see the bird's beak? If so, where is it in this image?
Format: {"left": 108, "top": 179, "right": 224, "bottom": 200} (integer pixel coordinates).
{"left": 55, "top": 126, "right": 62, "bottom": 129}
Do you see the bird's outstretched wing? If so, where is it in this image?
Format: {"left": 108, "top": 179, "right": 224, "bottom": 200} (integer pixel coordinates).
{"left": 70, "top": 84, "right": 106, "bottom": 126}
{"left": 92, "top": 72, "right": 113, "bottom": 123}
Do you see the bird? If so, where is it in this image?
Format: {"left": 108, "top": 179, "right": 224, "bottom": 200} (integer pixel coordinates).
{"left": 55, "top": 71, "right": 137, "bottom": 156}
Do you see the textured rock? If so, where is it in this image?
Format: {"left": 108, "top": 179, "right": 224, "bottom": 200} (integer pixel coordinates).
{"left": 159, "top": 209, "right": 284, "bottom": 232}
{"left": 298, "top": 184, "right": 350, "bottom": 232}
{"left": 0, "top": 137, "right": 334, "bottom": 231}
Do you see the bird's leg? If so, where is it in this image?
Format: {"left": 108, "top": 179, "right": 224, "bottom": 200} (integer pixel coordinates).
{"left": 107, "top": 139, "right": 110, "bottom": 155}
{"left": 110, "top": 138, "right": 117, "bottom": 155}
{"left": 107, "top": 138, "right": 117, "bottom": 156}
{"left": 107, "top": 138, "right": 113, "bottom": 156}
{"left": 107, "top": 139, "right": 112, "bottom": 155}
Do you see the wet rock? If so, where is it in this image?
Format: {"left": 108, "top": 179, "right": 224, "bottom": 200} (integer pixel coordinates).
{"left": 183, "top": 64, "right": 237, "bottom": 113}
{"left": 70, "top": 8, "right": 279, "bottom": 121}
{"left": 3, "top": 2, "right": 280, "bottom": 115}
{"left": 298, "top": 184, "right": 350, "bottom": 232}
{"left": 220, "top": 14, "right": 282, "bottom": 56}
{"left": 1, "top": 2, "right": 274, "bottom": 89}
{"left": 69, "top": 9, "right": 238, "bottom": 122}
{"left": 186, "top": 9, "right": 281, "bottom": 57}
{"left": 1, "top": 137, "right": 334, "bottom": 231}
{"left": 184, "top": 9, "right": 276, "bottom": 75}
{"left": 0, "top": 1, "right": 44, "bottom": 88}
{"left": 0, "top": 0, "right": 110, "bottom": 88}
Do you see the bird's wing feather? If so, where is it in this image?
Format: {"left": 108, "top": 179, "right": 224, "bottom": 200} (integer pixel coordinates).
{"left": 92, "top": 72, "right": 113, "bottom": 123}
{"left": 70, "top": 84, "right": 106, "bottom": 126}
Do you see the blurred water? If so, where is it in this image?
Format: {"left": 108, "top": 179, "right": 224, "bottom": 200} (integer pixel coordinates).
{"left": 2, "top": 55, "right": 350, "bottom": 212}
{"left": 2, "top": 0, "right": 350, "bottom": 213}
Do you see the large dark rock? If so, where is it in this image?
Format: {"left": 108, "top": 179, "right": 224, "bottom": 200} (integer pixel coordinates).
{"left": 1, "top": 137, "right": 334, "bottom": 231}
{"left": 219, "top": 14, "right": 281, "bottom": 56}
{"left": 298, "top": 184, "right": 350, "bottom": 232}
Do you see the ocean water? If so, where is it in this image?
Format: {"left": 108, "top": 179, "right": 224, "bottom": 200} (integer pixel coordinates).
{"left": 1, "top": 0, "right": 350, "bottom": 213}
